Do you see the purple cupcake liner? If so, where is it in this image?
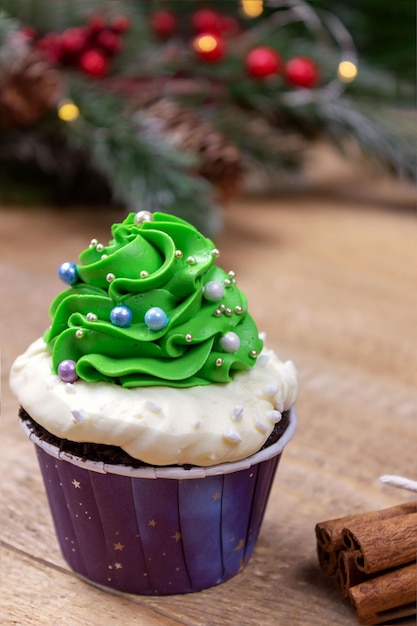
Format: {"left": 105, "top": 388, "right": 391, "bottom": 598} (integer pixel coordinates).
{"left": 23, "top": 408, "right": 297, "bottom": 595}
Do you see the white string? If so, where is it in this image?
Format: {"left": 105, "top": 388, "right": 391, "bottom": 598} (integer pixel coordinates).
{"left": 264, "top": 0, "right": 358, "bottom": 107}
{"left": 379, "top": 474, "right": 417, "bottom": 493}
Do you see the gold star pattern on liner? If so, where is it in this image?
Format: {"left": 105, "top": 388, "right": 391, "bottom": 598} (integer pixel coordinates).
{"left": 114, "top": 562, "right": 123, "bottom": 570}
{"left": 171, "top": 532, "right": 182, "bottom": 542}
{"left": 212, "top": 492, "right": 221, "bottom": 501}
{"left": 71, "top": 479, "right": 81, "bottom": 488}
{"left": 113, "top": 542, "right": 124, "bottom": 551}
{"left": 234, "top": 539, "right": 245, "bottom": 552}
{"left": 148, "top": 519, "right": 157, "bottom": 527}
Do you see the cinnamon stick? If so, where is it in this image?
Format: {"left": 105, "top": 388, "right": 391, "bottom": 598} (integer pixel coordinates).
{"left": 317, "top": 542, "right": 339, "bottom": 576}
{"left": 348, "top": 562, "right": 417, "bottom": 625}
{"left": 315, "top": 501, "right": 416, "bottom": 553}
{"left": 335, "top": 550, "right": 373, "bottom": 599}
{"left": 342, "top": 511, "right": 417, "bottom": 574}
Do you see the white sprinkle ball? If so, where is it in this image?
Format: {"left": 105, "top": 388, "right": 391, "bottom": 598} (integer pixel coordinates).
{"left": 219, "top": 331, "right": 240, "bottom": 353}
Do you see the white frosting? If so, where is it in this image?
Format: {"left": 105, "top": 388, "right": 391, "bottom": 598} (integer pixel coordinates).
{"left": 9, "top": 338, "right": 298, "bottom": 467}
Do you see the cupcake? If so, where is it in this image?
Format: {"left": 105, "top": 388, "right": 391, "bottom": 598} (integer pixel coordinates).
{"left": 9, "top": 210, "right": 298, "bottom": 595}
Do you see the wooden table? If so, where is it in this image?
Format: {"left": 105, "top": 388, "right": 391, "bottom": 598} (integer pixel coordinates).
{"left": 1, "top": 160, "right": 416, "bottom": 625}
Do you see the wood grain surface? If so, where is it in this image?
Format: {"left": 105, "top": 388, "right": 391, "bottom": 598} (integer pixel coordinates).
{"left": 1, "top": 157, "right": 416, "bottom": 625}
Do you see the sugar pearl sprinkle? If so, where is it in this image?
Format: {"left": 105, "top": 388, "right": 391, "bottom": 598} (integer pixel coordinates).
{"left": 75, "top": 329, "right": 84, "bottom": 339}
{"left": 203, "top": 280, "right": 224, "bottom": 302}
{"left": 144, "top": 307, "right": 169, "bottom": 331}
{"left": 185, "top": 333, "right": 193, "bottom": 343}
{"left": 219, "top": 331, "right": 240, "bottom": 353}
{"left": 110, "top": 305, "right": 133, "bottom": 328}
{"left": 106, "top": 273, "right": 115, "bottom": 282}
{"left": 86, "top": 312, "right": 97, "bottom": 321}
{"left": 134, "top": 210, "right": 154, "bottom": 225}
{"left": 175, "top": 250, "right": 183, "bottom": 259}
{"left": 58, "top": 262, "right": 78, "bottom": 286}
{"left": 58, "top": 359, "right": 78, "bottom": 383}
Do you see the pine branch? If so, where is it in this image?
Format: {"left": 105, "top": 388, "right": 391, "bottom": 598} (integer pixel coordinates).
{"left": 63, "top": 77, "right": 222, "bottom": 235}
{"left": 306, "top": 95, "right": 416, "bottom": 181}
{"left": 211, "top": 104, "right": 306, "bottom": 173}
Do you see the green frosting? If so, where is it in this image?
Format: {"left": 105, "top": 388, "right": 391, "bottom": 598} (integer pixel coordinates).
{"left": 44, "top": 212, "right": 263, "bottom": 387}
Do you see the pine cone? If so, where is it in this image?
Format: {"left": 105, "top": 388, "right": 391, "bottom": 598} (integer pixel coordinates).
{"left": 141, "top": 97, "right": 243, "bottom": 200}
{"left": 0, "top": 32, "right": 63, "bottom": 127}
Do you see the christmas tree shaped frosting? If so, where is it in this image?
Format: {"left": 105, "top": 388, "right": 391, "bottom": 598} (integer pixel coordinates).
{"left": 45, "top": 211, "right": 263, "bottom": 387}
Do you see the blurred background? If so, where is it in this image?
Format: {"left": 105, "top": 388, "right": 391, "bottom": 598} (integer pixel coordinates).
{"left": 0, "top": 0, "right": 415, "bottom": 234}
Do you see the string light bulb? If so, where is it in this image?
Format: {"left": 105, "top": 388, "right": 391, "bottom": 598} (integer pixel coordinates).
{"left": 241, "top": 0, "right": 264, "bottom": 18}
{"left": 58, "top": 101, "right": 80, "bottom": 122}
{"left": 194, "top": 34, "right": 218, "bottom": 54}
{"left": 193, "top": 33, "right": 225, "bottom": 62}
{"left": 337, "top": 60, "right": 358, "bottom": 83}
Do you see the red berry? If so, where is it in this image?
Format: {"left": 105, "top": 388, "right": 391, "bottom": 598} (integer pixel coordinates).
{"left": 97, "top": 29, "right": 122, "bottom": 55}
{"left": 191, "top": 9, "right": 220, "bottom": 34}
{"left": 110, "top": 15, "right": 131, "bottom": 34}
{"left": 20, "top": 26, "right": 37, "bottom": 40}
{"left": 193, "top": 32, "right": 225, "bottom": 63}
{"left": 217, "top": 15, "right": 240, "bottom": 36}
{"left": 246, "top": 47, "right": 281, "bottom": 78}
{"left": 285, "top": 56, "right": 319, "bottom": 88}
{"left": 79, "top": 49, "right": 109, "bottom": 77}
{"left": 60, "top": 27, "right": 86, "bottom": 56}
{"left": 35, "top": 33, "right": 63, "bottom": 63}
{"left": 87, "top": 14, "right": 106, "bottom": 36}
{"left": 150, "top": 10, "right": 178, "bottom": 39}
